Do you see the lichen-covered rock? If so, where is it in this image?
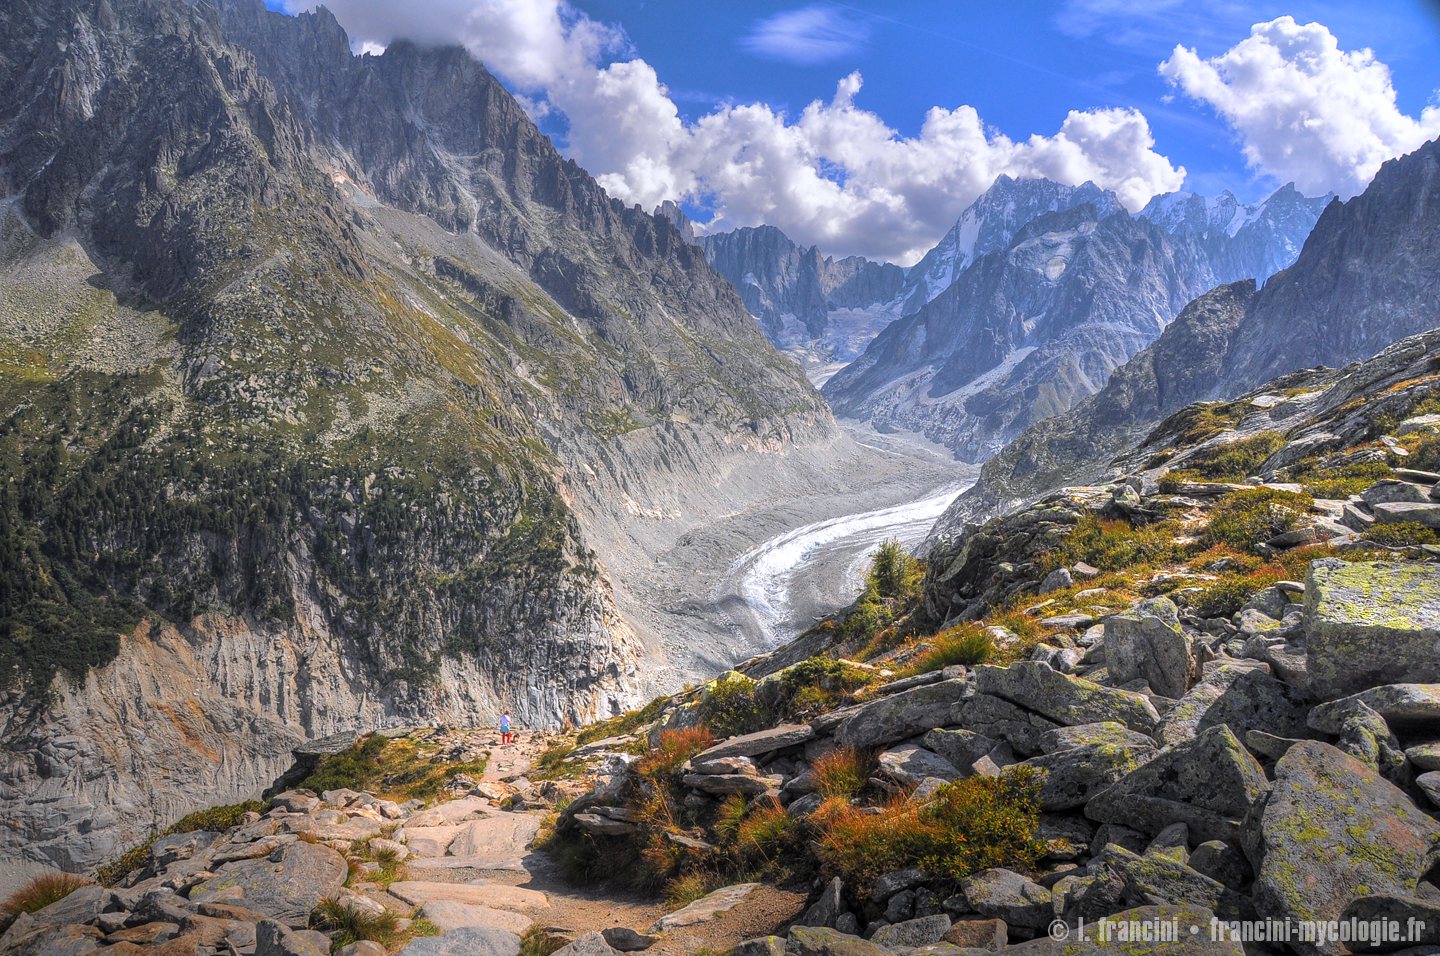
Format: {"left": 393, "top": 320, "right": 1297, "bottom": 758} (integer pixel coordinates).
{"left": 1103, "top": 598, "right": 1197, "bottom": 699}
{"left": 1086, "top": 725, "right": 1269, "bottom": 844}
{"left": 922, "top": 728, "right": 1003, "bottom": 768}
{"left": 1310, "top": 684, "right": 1440, "bottom": 731}
{"left": 1090, "top": 844, "right": 1253, "bottom": 920}
{"left": 1037, "top": 722, "right": 1156, "bottom": 754}
{"left": 870, "top": 915, "right": 952, "bottom": 949}
{"left": 975, "top": 662, "right": 1159, "bottom": 734}
{"left": 878, "top": 745, "right": 961, "bottom": 786}
{"left": 956, "top": 695, "right": 1061, "bottom": 757}
{"left": 1187, "top": 841, "right": 1251, "bottom": 892}
{"left": 1340, "top": 895, "right": 1440, "bottom": 951}
{"left": 694, "top": 726, "right": 815, "bottom": 761}
{"left": 961, "top": 868, "right": 1052, "bottom": 931}
{"left": 1305, "top": 698, "right": 1409, "bottom": 784}
{"left": 1012, "top": 742, "right": 1157, "bottom": 811}
{"left": 785, "top": 925, "right": 890, "bottom": 956}
{"left": 1155, "top": 665, "right": 1310, "bottom": 746}
{"left": 800, "top": 878, "right": 846, "bottom": 929}
{"left": 1249, "top": 741, "right": 1440, "bottom": 956}
{"left": 191, "top": 843, "right": 347, "bottom": 928}
{"left": 1304, "top": 561, "right": 1440, "bottom": 699}
{"left": 837, "top": 682, "right": 972, "bottom": 749}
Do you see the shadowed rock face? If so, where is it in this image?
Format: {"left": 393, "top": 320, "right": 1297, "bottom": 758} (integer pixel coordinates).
{"left": 0, "top": 0, "right": 832, "bottom": 869}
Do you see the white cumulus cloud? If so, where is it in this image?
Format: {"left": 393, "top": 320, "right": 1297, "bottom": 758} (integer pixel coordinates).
{"left": 287, "top": 0, "right": 1186, "bottom": 264}
{"left": 1160, "top": 16, "right": 1440, "bottom": 198}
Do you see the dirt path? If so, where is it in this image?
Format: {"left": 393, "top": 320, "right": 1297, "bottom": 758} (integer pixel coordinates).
{"left": 415, "top": 732, "right": 808, "bottom": 954}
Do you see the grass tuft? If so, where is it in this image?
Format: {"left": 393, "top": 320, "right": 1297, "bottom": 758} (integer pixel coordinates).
{"left": 519, "top": 926, "right": 570, "bottom": 956}
{"left": 811, "top": 746, "right": 876, "bottom": 800}
{"left": 897, "top": 625, "right": 995, "bottom": 677}
{"left": 1, "top": 873, "right": 92, "bottom": 932}
{"left": 312, "top": 897, "right": 401, "bottom": 949}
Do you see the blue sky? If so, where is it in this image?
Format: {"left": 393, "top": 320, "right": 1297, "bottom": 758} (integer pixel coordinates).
{"left": 577, "top": 0, "right": 1440, "bottom": 200}
{"left": 272, "top": 0, "right": 1440, "bottom": 262}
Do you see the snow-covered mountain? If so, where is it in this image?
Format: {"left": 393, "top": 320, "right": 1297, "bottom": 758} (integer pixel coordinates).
{"left": 822, "top": 177, "right": 1333, "bottom": 461}
{"left": 898, "top": 176, "right": 1125, "bottom": 311}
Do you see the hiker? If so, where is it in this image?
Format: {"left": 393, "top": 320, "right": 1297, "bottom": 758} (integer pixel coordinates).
{"left": 500, "top": 711, "right": 512, "bottom": 745}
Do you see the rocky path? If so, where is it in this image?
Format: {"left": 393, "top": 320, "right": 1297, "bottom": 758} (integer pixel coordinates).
{"left": 405, "top": 732, "right": 807, "bottom": 955}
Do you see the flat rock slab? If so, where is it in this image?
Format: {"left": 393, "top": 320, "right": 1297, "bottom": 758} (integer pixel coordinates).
{"left": 417, "top": 900, "right": 533, "bottom": 935}
{"left": 1305, "top": 560, "right": 1440, "bottom": 699}
{"left": 1311, "top": 684, "right": 1440, "bottom": 731}
{"left": 396, "top": 926, "right": 520, "bottom": 956}
{"left": 191, "top": 842, "right": 346, "bottom": 928}
{"left": 648, "top": 883, "right": 761, "bottom": 932}
{"left": 878, "top": 745, "right": 961, "bottom": 786}
{"left": 388, "top": 881, "right": 550, "bottom": 913}
{"left": 406, "top": 855, "right": 530, "bottom": 873}
{"left": 398, "top": 825, "right": 465, "bottom": 858}
{"left": 695, "top": 726, "right": 814, "bottom": 761}
{"left": 448, "top": 814, "right": 542, "bottom": 862}
{"left": 837, "top": 680, "right": 973, "bottom": 749}
{"left": 406, "top": 796, "right": 494, "bottom": 829}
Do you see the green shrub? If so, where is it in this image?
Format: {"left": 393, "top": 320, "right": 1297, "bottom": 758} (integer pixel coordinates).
{"left": 697, "top": 675, "right": 772, "bottom": 738}
{"left": 312, "top": 897, "right": 401, "bottom": 949}
{"left": 1042, "top": 517, "right": 1197, "bottom": 574}
{"left": 519, "top": 926, "right": 570, "bottom": 956}
{"left": 2, "top": 873, "right": 92, "bottom": 932}
{"left": 298, "top": 734, "right": 486, "bottom": 801}
{"left": 899, "top": 626, "right": 995, "bottom": 677}
{"left": 811, "top": 746, "right": 877, "bottom": 799}
{"left": 1187, "top": 570, "right": 1287, "bottom": 618}
{"left": 769, "top": 658, "right": 876, "bottom": 720}
{"left": 813, "top": 769, "right": 1046, "bottom": 893}
{"left": 1363, "top": 521, "right": 1440, "bottom": 547}
{"left": 1164, "top": 432, "right": 1287, "bottom": 484}
{"left": 871, "top": 539, "right": 923, "bottom": 599}
{"left": 1204, "top": 488, "right": 1314, "bottom": 552}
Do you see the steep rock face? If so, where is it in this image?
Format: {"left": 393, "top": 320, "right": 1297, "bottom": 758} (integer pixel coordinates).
{"left": 1139, "top": 183, "right": 1334, "bottom": 284}
{"left": 930, "top": 138, "right": 1440, "bottom": 536}
{"left": 0, "top": 0, "right": 831, "bottom": 869}
{"left": 694, "top": 224, "right": 905, "bottom": 365}
{"left": 824, "top": 208, "right": 1219, "bottom": 460}
{"left": 899, "top": 176, "right": 1124, "bottom": 310}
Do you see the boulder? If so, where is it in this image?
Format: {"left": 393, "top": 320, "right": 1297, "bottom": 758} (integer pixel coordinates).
{"left": 648, "top": 883, "right": 761, "bottom": 932}
{"left": 1362, "top": 480, "right": 1433, "bottom": 504}
{"left": 0, "top": 923, "right": 103, "bottom": 956}
{"left": 694, "top": 726, "right": 815, "bottom": 761}
{"left": 784, "top": 926, "right": 889, "bottom": 956}
{"left": 416, "top": 900, "right": 532, "bottom": 935}
{"left": 682, "top": 774, "right": 783, "bottom": 796}
{"left": 256, "top": 920, "right": 331, "bottom": 956}
{"left": 1012, "top": 743, "right": 1157, "bottom": 811}
{"left": 1085, "top": 726, "right": 1269, "bottom": 844}
{"left": 395, "top": 926, "right": 521, "bottom": 956}
{"left": 1307, "top": 698, "right": 1409, "bottom": 784}
{"left": 1088, "top": 823, "right": 1148, "bottom": 856}
{"left": 870, "top": 869, "right": 928, "bottom": 902}
{"left": 956, "top": 695, "right": 1060, "bottom": 757}
{"left": 733, "top": 938, "right": 787, "bottom": 956}
{"left": 691, "top": 757, "right": 761, "bottom": 776}
{"left": 1372, "top": 501, "right": 1440, "bottom": 527}
{"left": 878, "top": 746, "right": 961, "bottom": 787}
{"left": 1037, "top": 723, "right": 1156, "bottom": 754}
{"left": 1340, "top": 895, "right": 1440, "bottom": 952}
{"left": 837, "top": 682, "right": 973, "bottom": 749}
{"left": 573, "top": 813, "right": 639, "bottom": 836}
{"left": 1310, "top": 684, "right": 1440, "bottom": 731}
{"left": 23, "top": 886, "right": 107, "bottom": 928}
{"left": 922, "top": 729, "right": 1003, "bottom": 769}
{"left": 1250, "top": 741, "right": 1440, "bottom": 956}
{"left": 960, "top": 868, "right": 1052, "bottom": 931}
{"left": 548, "top": 933, "right": 618, "bottom": 956}
{"left": 1405, "top": 741, "right": 1440, "bottom": 771}
{"left": 975, "top": 662, "right": 1160, "bottom": 734}
{"left": 1103, "top": 598, "right": 1196, "bottom": 699}
{"left": 1186, "top": 841, "right": 1251, "bottom": 892}
{"left": 190, "top": 843, "right": 346, "bottom": 929}
{"left": 1090, "top": 845, "right": 1251, "bottom": 920}
{"left": 1155, "top": 665, "right": 1310, "bottom": 746}
{"left": 870, "top": 915, "right": 952, "bottom": 948}
{"left": 800, "top": 878, "right": 845, "bottom": 929}
{"left": 600, "top": 928, "right": 657, "bottom": 952}
{"left": 941, "top": 919, "right": 1006, "bottom": 950}
{"left": 1305, "top": 561, "right": 1440, "bottom": 699}
{"left": 1419, "top": 771, "right": 1440, "bottom": 805}
{"left": 400, "top": 825, "right": 464, "bottom": 858}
